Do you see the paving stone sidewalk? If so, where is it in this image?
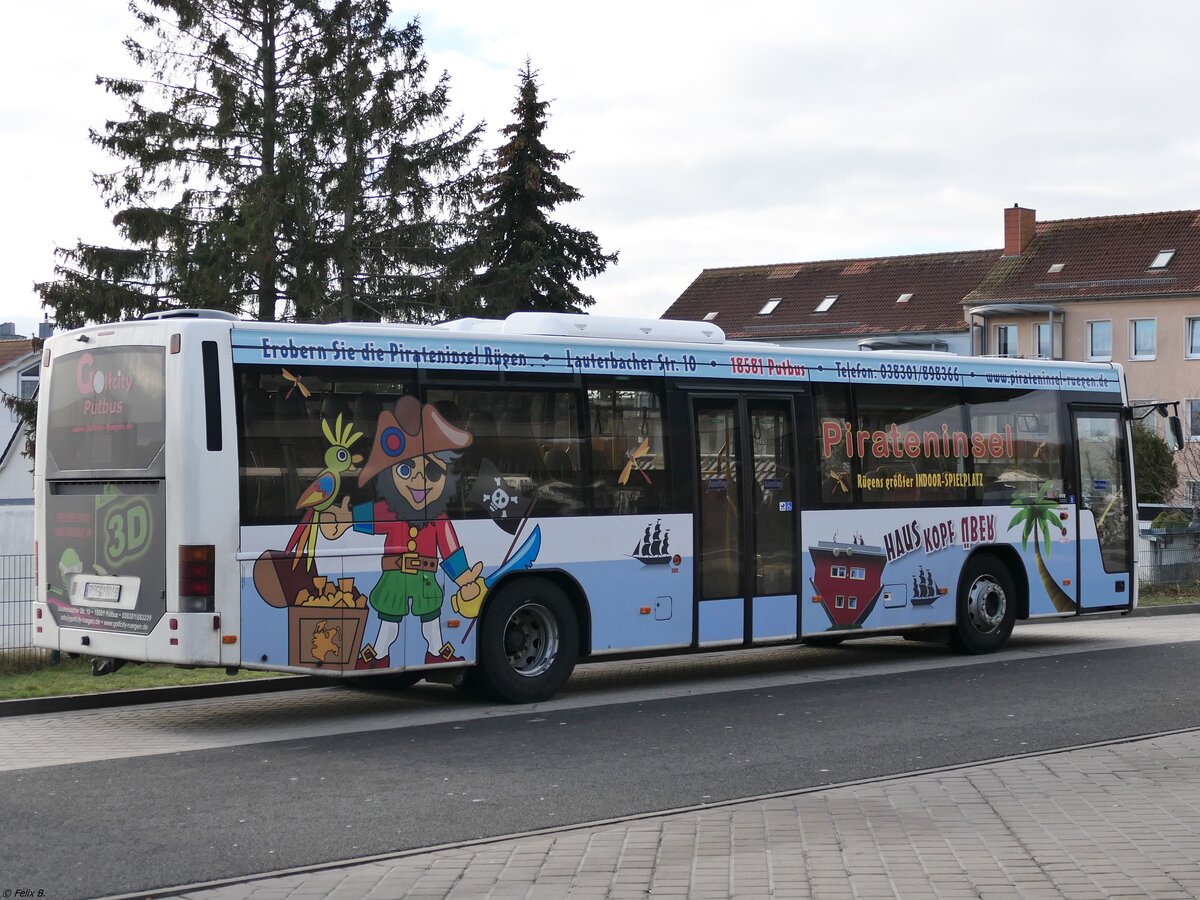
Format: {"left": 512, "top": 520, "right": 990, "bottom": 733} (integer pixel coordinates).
{"left": 174, "top": 728, "right": 1200, "bottom": 900}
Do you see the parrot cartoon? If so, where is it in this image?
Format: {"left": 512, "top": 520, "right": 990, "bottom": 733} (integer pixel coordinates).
{"left": 286, "top": 414, "right": 364, "bottom": 570}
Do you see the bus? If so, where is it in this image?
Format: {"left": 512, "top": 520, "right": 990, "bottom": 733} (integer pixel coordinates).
{"left": 33, "top": 310, "right": 1147, "bottom": 702}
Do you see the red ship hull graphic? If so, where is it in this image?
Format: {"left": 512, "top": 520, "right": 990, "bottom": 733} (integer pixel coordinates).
{"left": 809, "top": 540, "right": 887, "bottom": 629}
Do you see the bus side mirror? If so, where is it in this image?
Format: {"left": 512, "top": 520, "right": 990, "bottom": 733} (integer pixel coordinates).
{"left": 1167, "top": 415, "right": 1185, "bottom": 451}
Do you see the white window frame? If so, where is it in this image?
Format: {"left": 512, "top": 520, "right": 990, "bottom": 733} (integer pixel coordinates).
{"left": 849, "top": 566, "right": 865, "bottom": 580}
{"left": 1188, "top": 399, "right": 1200, "bottom": 442}
{"left": 1035, "top": 322, "right": 1052, "bottom": 359}
{"left": 758, "top": 298, "right": 781, "bottom": 316}
{"left": 1130, "top": 318, "right": 1157, "bottom": 361}
{"left": 1149, "top": 249, "right": 1176, "bottom": 269}
{"left": 994, "top": 324, "right": 1018, "bottom": 357}
{"left": 1187, "top": 318, "right": 1200, "bottom": 358}
{"left": 830, "top": 565, "right": 846, "bottom": 578}
{"left": 1087, "top": 320, "right": 1112, "bottom": 361}
{"left": 12, "top": 363, "right": 38, "bottom": 423}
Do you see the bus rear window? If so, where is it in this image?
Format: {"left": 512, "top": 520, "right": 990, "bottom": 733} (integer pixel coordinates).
{"left": 46, "top": 346, "right": 166, "bottom": 474}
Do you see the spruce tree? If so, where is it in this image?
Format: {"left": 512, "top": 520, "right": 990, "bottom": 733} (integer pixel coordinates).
{"left": 37, "top": 0, "right": 324, "bottom": 327}
{"left": 472, "top": 62, "right": 617, "bottom": 317}
{"left": 35, "top": 1, "right": 483, "bottom": 328}
{"left": 308, "top": 5, "right": 484, "bottom": 323}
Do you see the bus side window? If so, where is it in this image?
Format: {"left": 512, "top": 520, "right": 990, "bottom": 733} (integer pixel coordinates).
{"left": 853, "top": 385, "right": 970, "bottom": 506}
{"left": 812, "top": 383, "right": 854, "bottom": 505}
{"left": 586, "top": 378, "right": 670, "bottom": 516}
{"left": 967, "top": 388, "right": 1064, "bottom": 503}
{"left": 426, "top": 385, "right": 587, "bottom": 519}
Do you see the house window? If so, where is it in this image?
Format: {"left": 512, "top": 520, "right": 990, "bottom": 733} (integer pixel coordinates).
{"left": 849, "top": 566, "right": 865, "bottom": 580}
{"left": 703, "top": 312, "right": 718, "bottom": 321}
{"left": 848, "top": 596, "right": 858, "bottom": 609}
{"left": 815, "top": 295, "right": 838, "bottom": 313}
{"left": 1130, "top": 319, "right": 1157, "bottom": 360}
{"left": 1188, "top": 399, "right": 1200, "bottom": 440}
{"left": 830, "top": 565, "right": 846, "bottom": 578}
{"left": 995, "top": 324, "right": 1017, "bottom": 357}
{"left": 1187, "top": 318, "right": 1200, "bottom": 358}
{"left": 896, "top": 293, "right": 913, "bottom": 303}
{"left": 758, "top": 298, "right": 781, "bottom": 315}
{"left": 1035, "top": 323, "right": 1052, "bottom": 359}
{"left": 835, "top": 595, "right": 845, "bottom": 609}
{"left": 1191, "top": 481, "right": 1200, "bottom": 503}
{"left": 1047, "top": 263, "right": 1065, "bottom": 274}
{"left": 1087, "top": 321, "right": 1112, "bottom": 361}
{"left": 12, "top": 364, "right": 38, "bottom": 423}
{"left": 1149, "top": 249, "right": 1176, "bottom": 269}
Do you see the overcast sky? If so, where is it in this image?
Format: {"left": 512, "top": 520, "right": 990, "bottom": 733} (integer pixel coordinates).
{"left": 4, "top": 1, "right": 1200, "bottom": 338}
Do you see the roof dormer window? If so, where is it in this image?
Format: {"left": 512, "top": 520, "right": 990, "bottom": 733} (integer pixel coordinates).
{"left": 1149, "top": 249, "right": 1176, "bottom": 269}
{"left": 758, "top": 298, "right": 782, "bottom": 315}
{"left": 703, "top": 311, "right": 718, "bottom": 321}
{"left": 896, "top": 293, "right": 913, "bottom": 303}
{"left": 815, "top": 294, "right": 838, "bottom": 313}
{"left": 1047, "top": 263, "right": 1065, "bottom": 274}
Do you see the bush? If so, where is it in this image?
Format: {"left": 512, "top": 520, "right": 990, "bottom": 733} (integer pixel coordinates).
{"left": 1151, "top": 510, "right": 1191, "bottom": 531}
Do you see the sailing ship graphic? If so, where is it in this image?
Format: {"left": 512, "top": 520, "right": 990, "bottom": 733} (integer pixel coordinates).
{"left": 632, "top": 519, "right": 672, "bottom": 566}
{"left": 911, "top": 566, "right": 942, "bottom": 606}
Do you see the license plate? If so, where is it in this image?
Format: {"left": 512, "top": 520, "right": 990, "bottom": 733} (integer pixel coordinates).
{"left": 84, "top": 582, "right": 121, "bottom": 602}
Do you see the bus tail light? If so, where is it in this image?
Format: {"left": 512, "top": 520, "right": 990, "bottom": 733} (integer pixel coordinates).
{"left": 179, "top": 545, "right": 215, "bottom": 612}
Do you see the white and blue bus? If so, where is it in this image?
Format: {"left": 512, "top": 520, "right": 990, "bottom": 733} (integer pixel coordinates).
{"left": 33, "top": 310, "right": 1145, "bottom": 702}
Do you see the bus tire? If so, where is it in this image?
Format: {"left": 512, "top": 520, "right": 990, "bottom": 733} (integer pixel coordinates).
{"left": 950, "top": 555, "right": 1016, "bottom": 654}
{"left": 474, "top": 577, "right": 578, "bottom": 703}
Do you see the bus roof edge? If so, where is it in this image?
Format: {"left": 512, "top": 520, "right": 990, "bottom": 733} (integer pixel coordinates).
{"left": 482, "top": 312, "right": 727, "bottom": 344}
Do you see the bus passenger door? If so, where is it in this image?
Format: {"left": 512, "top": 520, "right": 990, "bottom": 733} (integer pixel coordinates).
{"left": 1071, "top": 408, "right": 1134, "bottom": 611}
{"left": 692, "top": 396, "right": 799, "bottom": 646}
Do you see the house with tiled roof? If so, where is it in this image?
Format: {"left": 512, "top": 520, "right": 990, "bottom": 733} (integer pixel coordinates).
{"left": 966, "top": 206, "right": 1200, "bottom": 429}
{"left": 0, "top": 325, "right": 45, "bottom": 555}
{"left": 663, "top": 248, "right": 1001, "bottom": 353}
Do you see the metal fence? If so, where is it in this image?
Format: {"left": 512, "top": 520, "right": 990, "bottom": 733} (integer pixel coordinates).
{"left": 0, "top": 553, "right": 43, "bottom": 670}
{"left": 1132, "top": 535, "right": 1200, "bottom": 600}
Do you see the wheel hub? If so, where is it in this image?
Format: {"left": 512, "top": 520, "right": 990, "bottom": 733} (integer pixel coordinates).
{"left": 502, "top": 602, "right": 560, "bottom": 678}
{"left": 967, "top": 577, "right": 1006, "bottom": 633}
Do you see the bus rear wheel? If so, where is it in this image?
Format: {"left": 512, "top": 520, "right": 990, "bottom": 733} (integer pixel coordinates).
{"left": 950, "top": 555, "right": 1016, "bottom": 654}
{"left": 473, "top": 577, "right": 579, "bottom": 703}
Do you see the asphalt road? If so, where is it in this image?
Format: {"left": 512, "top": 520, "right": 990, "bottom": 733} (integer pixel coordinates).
{"left": 4, "top": 630, "right": 1200, "bottom": 899}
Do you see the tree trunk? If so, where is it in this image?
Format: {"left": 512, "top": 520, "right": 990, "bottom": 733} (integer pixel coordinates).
{"left": 1035, "top": 540, "right": 1076, "bottom": 613}
{"left": 258, "top": 1, "right": 279, "bottom": 321}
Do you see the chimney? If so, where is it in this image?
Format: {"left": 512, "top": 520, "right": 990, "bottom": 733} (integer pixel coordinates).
{"left": 1004, "top": 204, "right": 1036, "bottom": 256}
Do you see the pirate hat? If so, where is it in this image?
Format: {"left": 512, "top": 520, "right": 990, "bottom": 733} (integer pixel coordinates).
{"left": 359, "top": 395, "right": 473, "bottom": 484}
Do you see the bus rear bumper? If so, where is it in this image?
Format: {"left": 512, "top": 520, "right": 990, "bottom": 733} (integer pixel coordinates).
{"left": 31, "top": 602, "right": 228, "bottom": 668}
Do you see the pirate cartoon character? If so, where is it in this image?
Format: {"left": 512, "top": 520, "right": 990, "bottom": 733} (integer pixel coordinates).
{"left": 322, "top": 396, "right": 486, "bottom": 668}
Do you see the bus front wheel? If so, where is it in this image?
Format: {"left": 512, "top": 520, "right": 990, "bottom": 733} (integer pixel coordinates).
{"left": 949, "top": 555, "right": 1016, "bottom": 654}
{"left": 473, "top": 577, "right": 579, "bottom": 703}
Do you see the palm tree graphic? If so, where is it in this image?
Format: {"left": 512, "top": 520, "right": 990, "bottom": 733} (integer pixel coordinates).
{"left": 1008, "top": 480, "right": 1075, "bottom": 613}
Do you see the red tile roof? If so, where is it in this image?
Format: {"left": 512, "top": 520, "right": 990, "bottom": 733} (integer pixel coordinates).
{"left": 0, "top": 339, "right": 39, "bottom": 371}
{"left": 663, "top": 250, "right": 1001, "bottom": 340}
{"left": 967, "top": 210, "right": 1200, "bottom": 304}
